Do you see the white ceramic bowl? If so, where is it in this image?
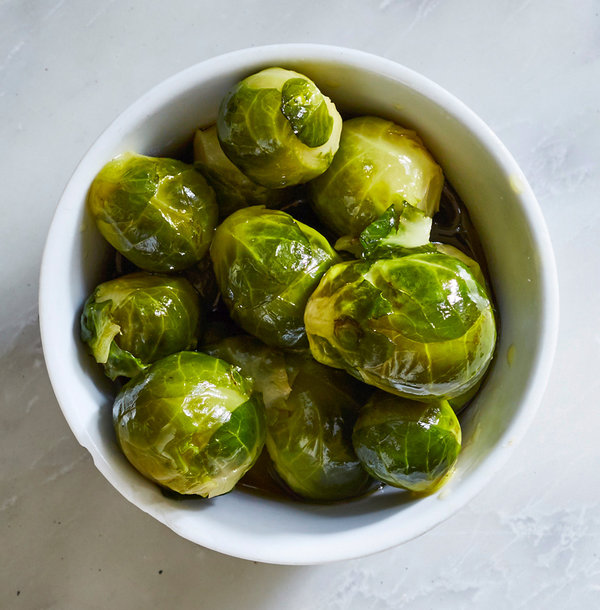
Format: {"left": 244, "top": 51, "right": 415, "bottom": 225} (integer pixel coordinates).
{"left": 39, "top": 44, "right": 559, "bottom": 565}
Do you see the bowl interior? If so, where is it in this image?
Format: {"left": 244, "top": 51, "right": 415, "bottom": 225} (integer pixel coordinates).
{"left": 40, "top": 46, "right": 557, "bottom": 564}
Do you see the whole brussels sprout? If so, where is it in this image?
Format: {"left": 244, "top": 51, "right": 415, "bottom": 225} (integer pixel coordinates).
{"left": 217, "top": 67, "right": 342, "bottom": 188}
{"left": 309, "top": 116, "right": 444, "bottom": 236}
{"left": 88, "top": 153, "right": 218, "bottom": 272}
{"left": 80, "top": 272, "right": 201, "bottom": 380}
{"left": 210, "top": 206, "right": 339, "bottom": 348}
{"left": 193, "top": 126, "right": 293, "bottom": 217}
{"left": 265, "top": 352, "right": 373, "bottom": 501}
{"left": 113, "top": 351, "right": 265, "bottom": 498}
{"left": 352, "top": 392, "right": 461, "bottom": 493}
{"left": 206, "top": 336, "right": 373, "bottom": 501}
{"left": 304, "top": 251, "right": 496, "bottom": 400}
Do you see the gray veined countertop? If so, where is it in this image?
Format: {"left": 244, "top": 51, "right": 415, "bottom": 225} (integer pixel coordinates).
{"left": 2, "top": 1, "right": 599, "bottom": 608}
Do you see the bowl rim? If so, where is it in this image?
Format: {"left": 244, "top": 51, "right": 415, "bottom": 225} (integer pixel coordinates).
{"left": 39, "top": 43, "right": 559, "bottom": 564}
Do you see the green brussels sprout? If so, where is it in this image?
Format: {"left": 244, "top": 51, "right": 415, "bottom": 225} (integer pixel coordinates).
{"left": 206, "top": 336, "right": 373, "bottom": 501}
{"left": 352, "top": 392, "right": 461, "bottom": 493}
{"left": 193, "top": 126, "right": 293, "bottom": 217}
{"left": 113, "top": 351, "right": 265, "bottom": 498}
{"left": 80, "top": 272, "right": 201, "bottom": 380}
{"left": 210, "top": 206, "right": 340, "bottom": 348}
{"left": 309, "top": 116, "right": 444, "bottom": 236}
{"left": 217, "top": 67, "right": 342, "bottom": 188}
{"left": 304, "top": 251, "right": 496, "bottom": 400}
{"left": 88, "top": 153, "right": 218, "bottom": 272}
{"left": 265, "top": 352, "right": 373, "bottom": 501}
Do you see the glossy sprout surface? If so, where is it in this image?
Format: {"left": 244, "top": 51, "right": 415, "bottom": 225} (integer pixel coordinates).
{"left": 310, "top": 116, "right": 444, "bottom": 236}
{"left": 113, "top": 351, "right": 265, "bottom": 498}
{"left": 305, "top": 251, "right": 496, "bottom": 400}
{"left": 217, "top": 67, "right": 342, "bottom": 188}
{"left": 80, "top": 272, "right": 201, "bottom": 380}
{"left": 210, "top": 206, "right": 339, "bottom": 348}
{"left": 353, "top": 392, "right": 461, "bottom": 493}
{"left": 88, "top": 153, "right": 218, "bottom": 272}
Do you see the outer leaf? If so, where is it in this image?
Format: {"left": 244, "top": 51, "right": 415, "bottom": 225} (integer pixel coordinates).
{"left": 359, "top": 200, "right": 433, "bottom": 257}
{"left": 280, "top": 78, "right": 334, "bottom": 147}
{"left": 335, "top": 201, "right": 435, "bottom": 260}
{"left": 433, "top": 242, "right": 486, "bottom": 288}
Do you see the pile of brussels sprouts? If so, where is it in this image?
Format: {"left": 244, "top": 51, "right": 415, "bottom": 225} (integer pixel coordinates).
{"left": 81, "top": 67, "right": 497, "bottom": 502}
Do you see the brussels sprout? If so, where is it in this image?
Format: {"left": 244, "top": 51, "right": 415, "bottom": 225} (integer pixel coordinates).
{"left": 217, "top": 67, "right": 342, "bottom": 188}
{"left": 265, "top": 352, "right": 373, "bottom": 501}
{"left": 113, "top": 351, "right": 265, "bottom": 498}
{"left": 304, "top": 252, "right": 496, "bottom": 400}
{"left": 353, "top": 392, "right": 461, "bottom": 493}
{"left": 206, "top": 336, "right": 373, "bottom": 501}
{"left": 193, "top": 126, "right": 293, "bottom": 217}
{"left": 80, "top": 272, "right": 201, "bottom": 380}
{"left": 210, "top": 206, "right": 339, "bottom": 348}
{"left": 309, "top": 116, "right": 444, "bottom": 236}
{"left": 88, "top": 153, "right": 218, "bottom": 272}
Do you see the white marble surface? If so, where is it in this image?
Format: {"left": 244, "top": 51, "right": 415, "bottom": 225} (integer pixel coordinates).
{"left": 1, "top": 0, "right": 599, "bottom": 607}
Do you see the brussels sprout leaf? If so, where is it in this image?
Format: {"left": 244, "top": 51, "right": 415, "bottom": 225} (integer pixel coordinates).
{"left": 333, "top": 235, "right": 363, "bottom": 258}
{"left": 334, "top": 201, "right": 434, "bottom": 260}
{"left": 359, "top": 201, "right": 432, "bottom": 257}
{"left": 103, "top": 341, "right": 147, "bottom": 380}
{"left": 433, "top": 242, "right": 487, "bottom": 288}
{"left": 80, "top": 298, "right": 121, "bottom": 364}
{"left": 81, "top": 300, "right": 148, "bottom": 380}
{"left": 204, "top": 335, "right": 292, "bottom": 408}
{"left": 281, "top": 78, "right": 334, "bottom": 148}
